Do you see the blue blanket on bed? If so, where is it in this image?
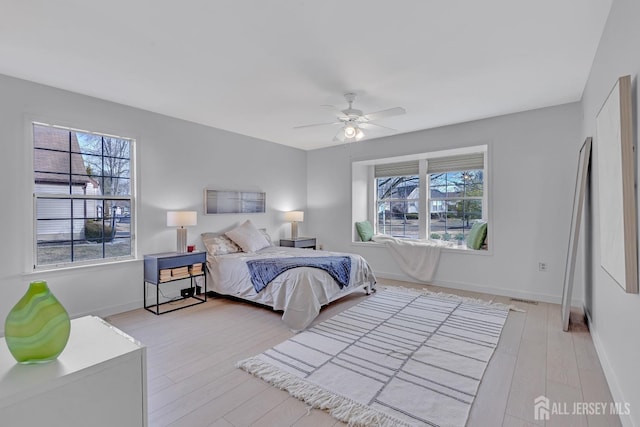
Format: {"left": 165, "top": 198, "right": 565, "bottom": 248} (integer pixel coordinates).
{"left": 246, "top": 256, "right": 351, "bottom": 293}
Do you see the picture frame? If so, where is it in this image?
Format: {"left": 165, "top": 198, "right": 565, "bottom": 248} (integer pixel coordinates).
{"left": 562, "top": 137, "right": 591, "bottom": 331}
{"left": 204, "top": 189, "right": 266, "bottom": 214}
{"left": 595, "top": 75, "right": 638, "bottom": 293}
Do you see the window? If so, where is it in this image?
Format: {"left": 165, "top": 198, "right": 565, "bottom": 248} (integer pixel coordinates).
{"left": 375, "top": 161, "right": 420, "bottom": 239}
{"left": 429, "top": 170, "right": 483, "bottom": 241}
{"left": 427, "top": 153, "right": 484, "bottom": 242}
{"left": 33, "top": 122, "right": 134, "bottom": 267}
{"left": 358, "top": 146, "right": 487, "bottom": 247}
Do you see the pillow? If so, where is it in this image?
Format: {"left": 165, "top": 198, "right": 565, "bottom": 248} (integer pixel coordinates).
{"left": 355, "top": 220, "right": 374, "bottom": 242}
{"left": 466, "top": 221, "right": 488, "bottom": 250}
{"left": 258, "top": 228, "right": 273, "bottom": 246}
{"left": 225, "top": 220, "right": 271, "bottom": 253}
{"left": 201, "top": 233, "right": 241, "bottom": 256}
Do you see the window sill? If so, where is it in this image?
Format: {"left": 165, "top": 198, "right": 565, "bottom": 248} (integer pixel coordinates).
{"left": 27, "top": 256, "right": 140, "bottom": 276}
{"left": 351, "top": 240, "right": 492, "bottom": 256}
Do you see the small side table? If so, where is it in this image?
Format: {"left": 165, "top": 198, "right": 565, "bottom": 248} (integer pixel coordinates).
{"left": 280, "top": 237, "right": 317, "bottom": 249}
{"left": 143, "top": 251, "right": 207, "bottom": 315}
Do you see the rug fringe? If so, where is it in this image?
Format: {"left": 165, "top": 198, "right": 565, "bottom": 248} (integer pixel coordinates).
{"left": 379, "top": 285, "right": 525, "bottom": 312}
{"left": 236, "top": 357, "right": 414, "bottom": 427}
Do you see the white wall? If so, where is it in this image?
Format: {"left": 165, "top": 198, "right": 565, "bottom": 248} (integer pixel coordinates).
{"left": 580, "top": 0, "right": 640, "bottom": 424}
{"left": 307, "top": 103, "right": 582, "bottom": 304}
{"left": 0, "top": 74, "right": 307, "bottom": 327}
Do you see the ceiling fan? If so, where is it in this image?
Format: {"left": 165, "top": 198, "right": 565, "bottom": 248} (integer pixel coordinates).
{"left": 294, "top": 93, "right": 406, "bottom": 142}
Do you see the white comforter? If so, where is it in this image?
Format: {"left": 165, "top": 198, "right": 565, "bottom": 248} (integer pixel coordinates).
{"left": 206, "top": 246, "right": 376, "bottom": 331}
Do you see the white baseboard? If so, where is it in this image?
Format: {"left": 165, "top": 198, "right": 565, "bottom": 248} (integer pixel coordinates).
{"left": 585, "top": 309, "right": 634, "bottom": 427}
{"left": 373, "top": 270, "right": 582, "bottom": 306}
{"left": 70, "top": 300, "right": 143, "bottom": 321}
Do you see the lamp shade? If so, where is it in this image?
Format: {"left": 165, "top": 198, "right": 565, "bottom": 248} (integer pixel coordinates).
{"left": 166, "top": 211, "right": 197, "bottom": 227}
{"left": 284, "top": 211, "right": 304, "bottom": 222}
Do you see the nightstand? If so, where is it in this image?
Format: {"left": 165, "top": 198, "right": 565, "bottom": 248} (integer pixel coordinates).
{"left": 143, "top": 251, "right": 207, "bottom": 315}
{"left": 280, "top": 237, "right": 317, "bottom": 249}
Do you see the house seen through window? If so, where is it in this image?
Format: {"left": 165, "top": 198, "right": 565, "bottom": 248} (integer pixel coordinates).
{"left": 377, "top": 175, "right": 420, "bottom": 238}
{"left": 371, "top": 147, "right": 487, "bottom": 245}
{"left": 33, "top": 123, "right": 134, "bottom": 267}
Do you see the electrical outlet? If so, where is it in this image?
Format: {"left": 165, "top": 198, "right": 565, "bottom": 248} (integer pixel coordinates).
{"left": 538, "top": 262, "right": 547, "bottom": 272}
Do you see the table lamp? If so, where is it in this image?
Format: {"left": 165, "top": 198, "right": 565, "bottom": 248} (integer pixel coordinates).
{"left": 167, "top": 211, "right": 197, "bottom": 253}
{"left": 284, "top": 211, "right": 304, "bottom": 239}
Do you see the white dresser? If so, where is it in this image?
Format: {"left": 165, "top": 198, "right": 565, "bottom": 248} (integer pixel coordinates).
{"left": 0, "top": 315, "right": 147, "bottom": 426}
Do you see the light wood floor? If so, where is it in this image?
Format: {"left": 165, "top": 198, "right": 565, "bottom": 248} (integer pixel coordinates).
{"left": 106, "top": 279, "right": 621, "bottom": 427}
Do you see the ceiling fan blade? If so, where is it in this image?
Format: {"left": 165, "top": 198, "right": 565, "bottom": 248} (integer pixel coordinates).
{"left": 320, "top": 104, "right": 343, "bottom": 114}
{"left": 359, "top": 122, "right": 397, "bottom": 131}
{"left": 293, "top": 121, "right": 341, "bottom": 129}
{"left": 363, "top": 107, "right": 406, "bottom": 122}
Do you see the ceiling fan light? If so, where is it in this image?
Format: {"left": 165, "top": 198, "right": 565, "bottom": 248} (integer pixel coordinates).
{"left": 355, "top": 127, "right": 364, "bottom": 140}
{"left": 344, "top": 124, "right": 357, "bottom": 138}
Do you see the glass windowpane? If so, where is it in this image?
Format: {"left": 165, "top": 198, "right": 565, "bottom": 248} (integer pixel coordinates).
{"left": 428, "top": 168, "right": 484, "bottom": 242}
{"left": 34, "top": 123, "right": 133, "bottom": 267}
{"left": 376, "top": 175, "right": 419, "bottom": 237}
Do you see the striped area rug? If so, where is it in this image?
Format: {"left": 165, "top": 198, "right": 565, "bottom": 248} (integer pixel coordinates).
{"left": 238, "top": 287, "right": 510, "bottom": 427}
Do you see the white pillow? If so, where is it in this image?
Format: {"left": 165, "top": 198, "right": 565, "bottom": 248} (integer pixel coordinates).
{"left": 225, "top": 220, "right": 271, "bottom": 253}
{"left": 258, "top": 228, "right": 273, "bottom": 246}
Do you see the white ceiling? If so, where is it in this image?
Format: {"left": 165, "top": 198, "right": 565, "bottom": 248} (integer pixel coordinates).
{"left": 0, "top": 1, "right": 612, "bottom": 150}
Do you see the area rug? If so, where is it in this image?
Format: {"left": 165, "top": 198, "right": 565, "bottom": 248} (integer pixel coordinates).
{"left": 237, "top": 287, "right": 511, "bottom": 427}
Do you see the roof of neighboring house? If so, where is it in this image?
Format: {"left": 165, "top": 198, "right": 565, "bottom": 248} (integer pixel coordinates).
{"left": 33, "top": 124, "right": 90, "bottom": 186}
{"left": 430, "top": 189, "right": 446, "bottom": 198}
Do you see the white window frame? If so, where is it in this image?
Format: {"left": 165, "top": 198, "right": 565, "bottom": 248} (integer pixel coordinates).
{"left": 425, "top": 154, "right": 487, "bottom": 240}
{"left": 32, "top": 121, "right": 136, "bottom": 270}
{"left": 352, "top": 145, "right": 488, "bottom": 248}
{"left": 375, "top": 173, "right": 421, "bottom": 239}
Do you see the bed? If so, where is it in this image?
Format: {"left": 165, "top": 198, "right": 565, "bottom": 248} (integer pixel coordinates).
{"left": 202, "top": 222, "right": 376, "bottom": 331}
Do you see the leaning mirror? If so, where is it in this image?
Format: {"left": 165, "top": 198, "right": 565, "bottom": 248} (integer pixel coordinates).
{"left": 562, "top": 137, "right": 591, "bottom": 331}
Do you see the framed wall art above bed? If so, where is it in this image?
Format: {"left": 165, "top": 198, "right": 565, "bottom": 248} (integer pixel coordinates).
{"left": 204, "top": 189, "right": 266, "bottom": 214}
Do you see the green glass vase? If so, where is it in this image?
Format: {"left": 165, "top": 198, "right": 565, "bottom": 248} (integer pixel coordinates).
{"left": 4, "top": 280, "right": 71, "bottom": 364}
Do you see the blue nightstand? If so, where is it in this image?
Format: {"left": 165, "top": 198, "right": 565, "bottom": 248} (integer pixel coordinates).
{"left": 143, "top": 251, "right": 207, "bottom": 315}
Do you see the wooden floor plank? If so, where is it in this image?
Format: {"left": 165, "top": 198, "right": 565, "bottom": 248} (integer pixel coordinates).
{"left": 248, "top": 397, "right": 311, "bottom": 427}
{"left": 505, "top": 302, "right": 548, "bottom": 425}
{"left": 149, "top": 369, "right": 255, "bottom": 426}
{"left": 502, "top": 413, "right": 542, "bottom": 427}
{"left": 468, "top": 351, "right": 518, "bottom": 426}
{"left": 497, "top": 310, "right": 526, "bottom": 356}
{"left": 546, "top": 380, "right": 587, "bottom": 427}
{"left": 291, "top": 408, "right": 342, "bottom": 427}
{"left": 223, "top": 385, "right": 291, "bottom": 426}
{"left": 547, "top": 305, "right": 581, "bottom": 389}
